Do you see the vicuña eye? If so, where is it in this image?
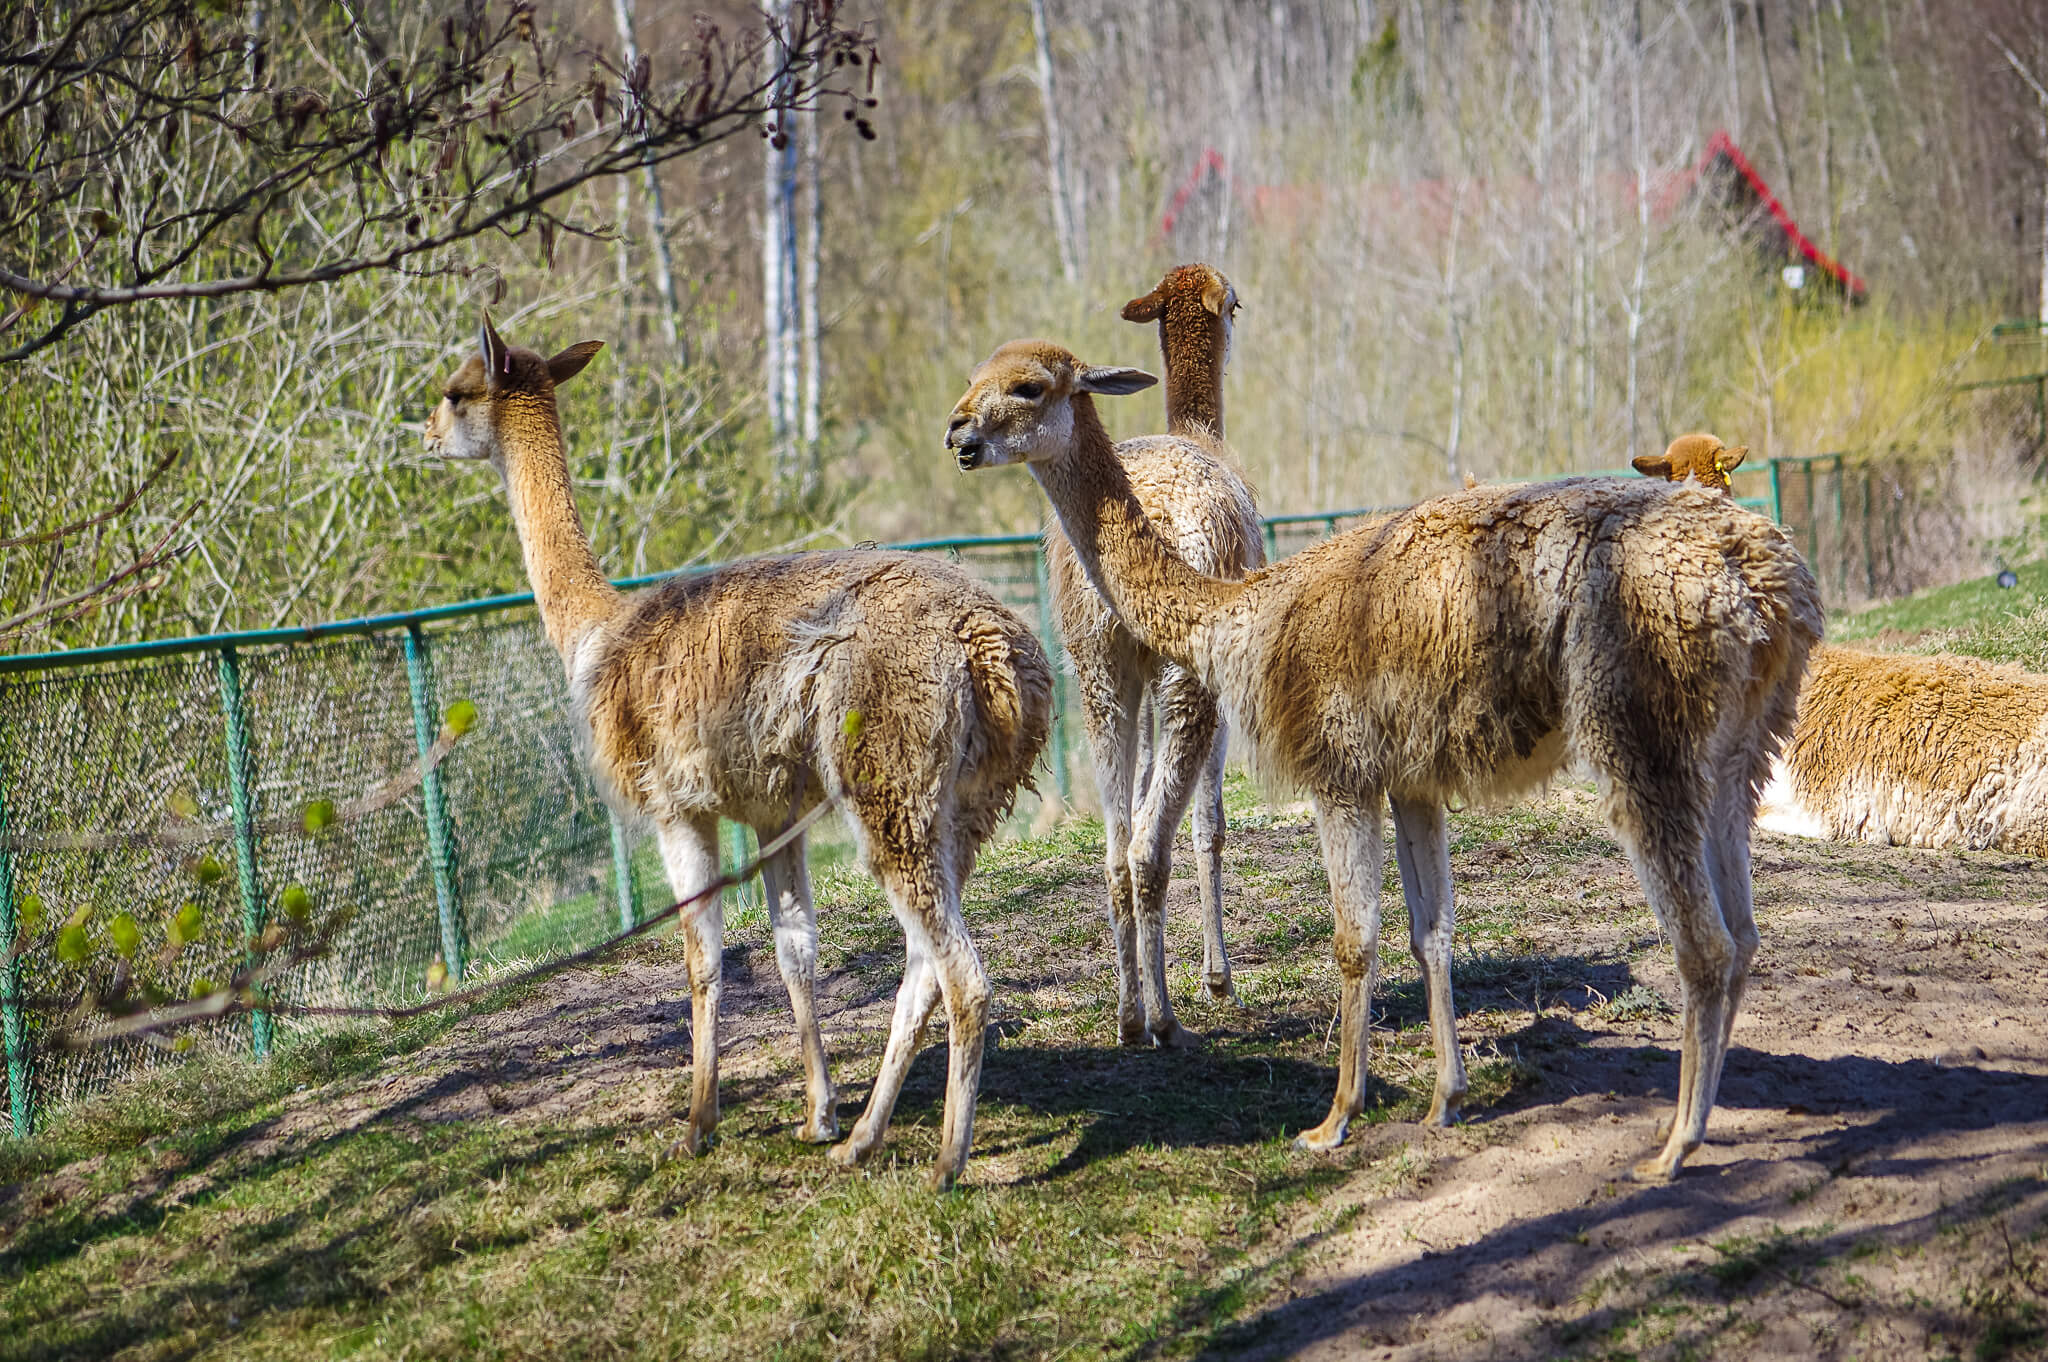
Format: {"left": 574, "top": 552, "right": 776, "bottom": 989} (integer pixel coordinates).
{"left": 1011, "top": 382, "right": 1043, "bottom": 400}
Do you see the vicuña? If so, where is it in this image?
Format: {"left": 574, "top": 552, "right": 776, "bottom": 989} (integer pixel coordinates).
{"left": 427, "top": 317, "right": 1052, "bottom": 1190}
{"left": 945, "top": 341, "right": 1822, "bottom": 1180}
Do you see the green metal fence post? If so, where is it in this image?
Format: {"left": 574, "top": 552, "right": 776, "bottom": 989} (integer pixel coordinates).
{"left": 215, "top": 646, "right": 273, "bottom": 1057}
{"left": 0, "top": 751, "right": 34, "bottom": 1137}
{"left": 608, "top": 814, "right": 638, "bottom": 932}
{"left": 1032, "top": 542, "right": 1072, "bottom": 805}
{"left": 720, "top": 820, "right": 758, "bottom": 911}
{"left": 1768, "top": 458, "right": 1784, "bottom": 526}
{"left": 1262, "top": 522, "right": 1279, "bottom": 562}
{"left": 1831, "top": 456, "right": 1848, "bottom": 599}
{"left": 403, "top": 625, "right": 468, "bottom": 982}
{"left": 1803, "top": 458, "right": 1819, "bottom": 566}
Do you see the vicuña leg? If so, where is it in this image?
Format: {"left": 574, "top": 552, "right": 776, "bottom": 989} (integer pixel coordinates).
{"left": 657, "top": 817, "right": 725, "bottom": 1156}
{"left": 1298, "top": 796, "right": 1386, "bottom": 1152}
{"left": 1125, "top": 666, "right": 1221, "bottom": 1049}
{"left": 1704, "top": 738, "right": 1765, "bottom": 1060}
{"left": 757, "top": 827, "right": 838, "bottom": 1143}
{"left": 1192, "top": 724, "right": 1235, "bottom": 1001}
{"left": 1081, "top": 667, "right": 1147, "bottom": 1045}
{"left": 1390, "top": 796, "right": 1468, "bottom": 1127}
{"left": 829, "top": 840, "right": 991, "bottom": 1191}
{"left": 1600, "top": 771, "right": 1730, "bottom": 1183}
{"left": 829, "top": 937, "right": 939, "bottom": 1172}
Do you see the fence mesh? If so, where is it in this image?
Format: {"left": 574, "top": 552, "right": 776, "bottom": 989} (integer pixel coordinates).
{"left": 0, "top": 483, "right": 1952, "bottom": 1133}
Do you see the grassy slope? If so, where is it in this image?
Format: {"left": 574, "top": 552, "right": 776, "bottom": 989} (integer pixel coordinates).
{"left": 0, "top": 781, "right": 1567, "bottom": 1362}
{"left": 1832, "top": 558, "right": 2048, "bottom": 668}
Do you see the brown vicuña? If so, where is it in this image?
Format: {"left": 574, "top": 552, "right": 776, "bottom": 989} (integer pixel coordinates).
{"left": 945, "top": 342, "right": 1822, "bottom": 1180}
{"left": 1044, "top": 263, "right": 1262, "bottom": 1047}
{"left": 426, "top": 317, "right": 1052, "bottom": 1190}
{"left": 1639, "top": 432, "right": 2048, "bottom": 855}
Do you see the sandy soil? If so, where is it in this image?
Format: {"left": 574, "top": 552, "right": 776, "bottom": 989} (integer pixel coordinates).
{"left": 1222, "top": 828, "right": 2048, "bottom": 1361}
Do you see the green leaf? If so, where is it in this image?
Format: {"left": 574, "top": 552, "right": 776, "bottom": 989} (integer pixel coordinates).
{"left": 167, "top": 788, "right": 200, "bottom": 820}
{"left": 192, "top": 855, "right": 226, "bottom": 885}
{"left": 189, "top": 976, "right": 217, "bottom": 999}
{"left": 174, "top": 901, "right": 205, "bottom": 941}
{"left": 301, "top": 799, "right": 337, "bottom": 834}
{"left": 279, "top": 883, "right": 312, "bottom": 925}
{"left": 171, "top": 1035, "right": 194, "bottom": 1054}
{"left": 425, "top": 956, "right": 448, "bottom": 992}
{"left": 16, "top": 894, "right": 43, "bottom": 936}
{"left": 109, "top": 912, "right": 141, "bottom": 959}
{"left": 63, "top": 903, "right": 91, "bottom": 930}
{"left": 56, "top": 924, "right": 89, "bottom": 965}
{"left": 444, "top": 698, "right": 478, "bottom": 736}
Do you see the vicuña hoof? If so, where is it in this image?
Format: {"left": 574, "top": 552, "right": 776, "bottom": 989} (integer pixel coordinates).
{"left": 1152, "top": 1021, "right": 1203, "bottom": 1050}
{"left": 1630, "top": 1153, "right": 1683, "bottom": 1183}
{"left": 1204, "top": 973, "right": 1238, "bottom": 1003}
{"left": 827, "top": 1137, "right": 872, "bottom": 1171}
{"left": 795, "top": 1113, "right": 840, "bottom": 1145}
{"left": 1119, "top": 1020, "right": 1151, "bottom": 1048}
{"left": 926, "top": 1163, "right": 963, "bottom": 1194}
{"left": 1423, "top": 1095, "right": 1464, "bottom": 1128}
{"left": 664, "top": 1120, "right": 714, "bottom": 1162}
{"left": 1294, "top": 1115, "right": 1351, "bottom": 1153}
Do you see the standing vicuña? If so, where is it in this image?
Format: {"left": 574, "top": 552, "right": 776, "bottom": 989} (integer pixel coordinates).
{"left": 1047, "top": 263, "right": 1263, "bottom": 1047}
{"left": 945, "top": 341, "right": 1822, "bottom": 1180}
{"left": 426, "top": 317, "right": 1052, "bottom": 1190}
{"left": 1639, "top": 432, "right": 2048, "bottom": 856}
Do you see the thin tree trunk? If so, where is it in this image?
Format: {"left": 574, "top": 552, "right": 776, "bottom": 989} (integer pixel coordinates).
{"left": 1029, "top": 0, "right": 1081, "bottom": 284}
{"left": 1752, "top": 1, "right": 1799, "bottom": 212}
{"left": 762, "top": 0, "right": 799, "bottom": 475}
{"left": 1443, "top": 186, "right": 1464, "bottom": 483}
{"left": 1809, "top": 0, "right": 1835, "bottom": 259}
{"left": 1626, "top": 3, "right": 1650, "bottom": 463}
{"left": 800, "top": 104, "right": 822, "bottom": 493}
{"left": 1831, "top": 0, "right": 1895, "bottom": 193}
{"left": 1724, "top": 1, "right": 1743, "bottom": 137}
{"left": 611, "top": 0, "right": 683, "bottom": 362}
{"left": 1575, "top": 10, "right": 1597, "bottom": 457}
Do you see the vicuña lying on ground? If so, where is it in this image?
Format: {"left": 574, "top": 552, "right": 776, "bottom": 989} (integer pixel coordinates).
{"left": 427, "top": 317, "right": 1052, "bottom": 1190}
{"left": 946, "top": 343, "right": 1822, "bottom": 1180}
{"left": 1044, "top": 263, "right": 1262, "bottom": 1047}
{"left": 1639, "top": 432, "right": 2048, "bottom": 855}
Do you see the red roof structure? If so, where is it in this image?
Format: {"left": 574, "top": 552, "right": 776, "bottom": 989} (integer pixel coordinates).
{"left": 1158, "top": 130, "right": 1866, "bottom": 303}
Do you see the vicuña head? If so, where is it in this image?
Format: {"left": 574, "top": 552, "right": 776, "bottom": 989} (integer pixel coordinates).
{"left": 1121, "top": 264, "right": 1237, "bottom": 437}
{"left": 947, "top": 340, "right": 1156, "bottom": 472}
{"left": 424, "top": 315, "right": 603, "bottom": 466}
{"left": 423, "top": 315, "right": 613, "bottom": 659}
{"left": 1632, "top": 432, "right": 1746, "bottom": 492}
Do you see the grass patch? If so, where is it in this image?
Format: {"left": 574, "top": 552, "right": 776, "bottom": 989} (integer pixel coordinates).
{"left": 1833, "top": 561, "right": 2048, "bottom": 668}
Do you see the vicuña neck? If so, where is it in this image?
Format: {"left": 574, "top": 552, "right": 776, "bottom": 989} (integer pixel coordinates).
{"left": 495, "top": 394, "right": 621, "bottom": 659}
{"left": 1156, "top": 302, "right": 1226, "bottom": 436}
{"left": 1031, "top": 395, "right": 1243, "bottom": 666}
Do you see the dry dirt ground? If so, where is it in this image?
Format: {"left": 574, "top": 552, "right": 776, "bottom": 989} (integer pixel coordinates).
{"left": 11, "top": 785, "right": 2048, "bottom": 1360}
{"left": 1212, "top": 797, "right": 2048, "bottom": 1361}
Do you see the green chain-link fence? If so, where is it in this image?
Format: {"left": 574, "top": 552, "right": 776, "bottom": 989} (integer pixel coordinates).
{"left": 1, "top": 512, "right": 1408, "bottom": 1137}
{"left": 2, "top": 457, "right": 1975, "bottom": 1137}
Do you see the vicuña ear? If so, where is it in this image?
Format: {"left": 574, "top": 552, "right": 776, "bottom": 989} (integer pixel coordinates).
{"left": 479, "top": 312, "right": 512, "bottom": 386}
{"left": 1631, "top": 452, "right": 1672, "bottom": 479}
{"left": 1075, "top": 365, "right": 1158, "bottom": 396}
{"left": 1120, "top": 290, "right": 1165, "bottom": 323}
{"left": 548, "top": 341, "right": 605, "bottom": 387}
{"left": 1717, "top": 444, "right": 1748, "bottom": 473}
{"left": 1201, "top": 277, "right": 1230, "bottom": 316}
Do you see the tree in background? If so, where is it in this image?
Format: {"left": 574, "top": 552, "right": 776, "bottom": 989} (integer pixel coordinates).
{"left": 0, "top": 0, "right": 873, "bottom": 645}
